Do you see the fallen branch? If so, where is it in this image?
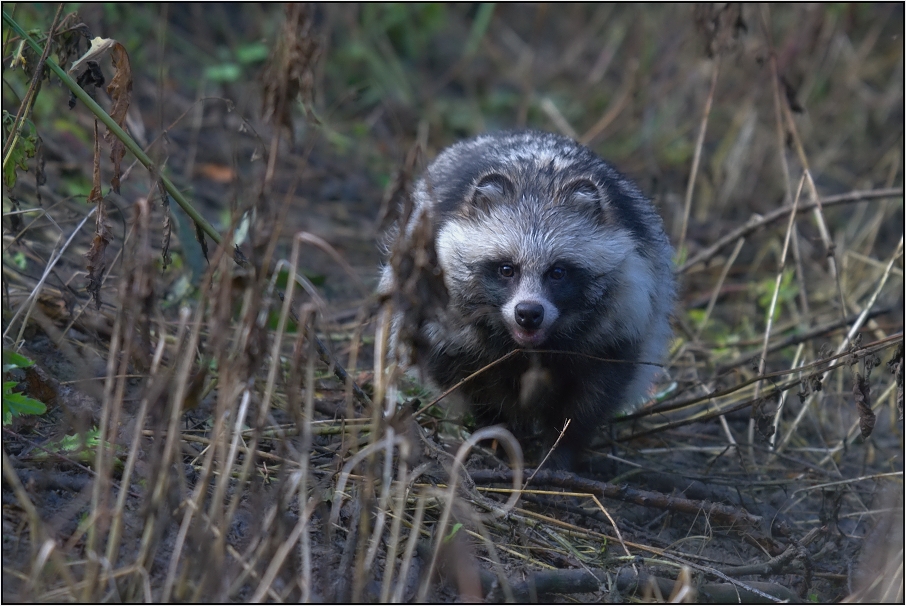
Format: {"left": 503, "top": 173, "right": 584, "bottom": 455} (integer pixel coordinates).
{"left": 469, "top": 468, "right": 782, "bottom": 554}
{"left": 478, "top": 565, "right": 801, "bottom": 603}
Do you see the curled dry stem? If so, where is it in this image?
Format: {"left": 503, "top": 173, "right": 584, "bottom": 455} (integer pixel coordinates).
{"left": 418, "top": 426, "right": 524, "bottom": 601}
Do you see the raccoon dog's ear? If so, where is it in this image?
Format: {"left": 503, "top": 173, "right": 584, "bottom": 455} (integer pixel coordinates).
{"left": 564, "top": 179, "right": 602, "bottom": 203}
{"left": 564, "top": 179, "right": 607, "bottom": 222}
{"left": 469, "top": 173, "right": 515, "bottom": 214}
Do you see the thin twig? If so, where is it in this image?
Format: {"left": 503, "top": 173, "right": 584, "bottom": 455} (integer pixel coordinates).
{"left": 678, "top": 57, "right": 720, "bottom": 252}
{"left": 749, "top": 175, "right": 806, "bottom": 452}
{"left": 714, "top": 306, "right": 893, "bottom": 375}
{"left": 773, "top": 235, "right": 905, "bottom": 454}
{"left": 4, "top": 208, "right": 95, "bottom": 343}
{"left": 1, "top": 4, "right": 62, "bottom": 165}
{"left": 694, "top": 236, "right": 745, "bottom": 340}
{"left": 679, "top": 187, "right": 903, "bottom": 273}
{"left": 620, "top": 333, "right": 902, "bottom": 423}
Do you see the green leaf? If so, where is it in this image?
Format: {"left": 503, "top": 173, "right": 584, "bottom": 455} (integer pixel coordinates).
{"left": 2, "top": 350, "right": 48, "bottom": 425}
{"left": 4, "top": 391, "right": 48, "bottom": 415}
{"left": 205, "top": 63, "right": 241, "bottom": 83}
{"left": 3, "top": 349, "right": 35, "bottom": 372}
{"left": 443, "top": 522, "right": 463, "bottom": 543}
{"left": 43, "top": 427, "right": 102, "bottom": 453}
{"left": 3, "top": 380, "right": 47, "bottom": 425}
{"left": 32, "top": 427, "right": 125, "bottom": 464}
{"left": 463, "top": 3, "right": 495, "bottom": 57}
{"left": 235, "top": 42, "right": 269, "bottom": 64}
{"left": 267, "top": 309, "right": 299, "bottom": 333}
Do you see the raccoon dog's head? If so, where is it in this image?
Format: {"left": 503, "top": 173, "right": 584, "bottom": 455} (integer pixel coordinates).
{"left": 433, "top": 159, "right": 637, "bottom": 350}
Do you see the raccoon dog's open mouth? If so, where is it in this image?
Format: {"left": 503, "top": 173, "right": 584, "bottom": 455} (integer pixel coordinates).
{"left": 510, "top": 327, "right": 548, "bottom": 348}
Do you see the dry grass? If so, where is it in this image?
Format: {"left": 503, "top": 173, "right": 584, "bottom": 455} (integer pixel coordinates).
{"left": 2, "top": 4, "right": 903, "bottom": 603}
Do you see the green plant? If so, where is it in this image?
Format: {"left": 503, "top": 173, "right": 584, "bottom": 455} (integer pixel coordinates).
{"left": 204, "top": 41, "right": 269, "bottom": 83}
{"left": 43, "top": 427, "right": 102, "bottom": 454}
{"left": 2, "top": 350, "right": 47, "bottom": 425}
{"left": 2, "top": 110, "right": 39, "bottom": 189}
{"left": 29, "top": 426, "right": 126, "bottom": 468}
{"left": 443, "top": 522, "right": 463, "bottom": 543}
{"left": 755, "top": 268, "right": 798, "bottom": 322}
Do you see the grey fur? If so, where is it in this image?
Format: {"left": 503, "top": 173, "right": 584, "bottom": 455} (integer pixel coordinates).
{"left": 380, "top": 130, "right": 675, "bottom": 469}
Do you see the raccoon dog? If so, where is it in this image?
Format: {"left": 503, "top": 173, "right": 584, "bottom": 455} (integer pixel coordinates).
{"left": 381, "top": 130, "right": 674, "bottom": 469}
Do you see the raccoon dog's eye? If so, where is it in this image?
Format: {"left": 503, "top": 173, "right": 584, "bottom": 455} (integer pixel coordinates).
{"left": 549, "top": 266, "right": 567, "bottom": 280}
{"left": 499, "top": 264, "right": 516, "bottom": 278}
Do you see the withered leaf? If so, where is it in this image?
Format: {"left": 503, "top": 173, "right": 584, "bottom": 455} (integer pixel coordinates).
{"left": 53, "top": 14, "right": 91, "bottom": 70}
{"left": 68, "top": 36, "right": 116, "bottom": 73}
{"left": 85, "top": 199, "right": 113, "bottom": 309}
{"left": 158, "top": 180, "right": 172, "bottom": 270}
{"left": 87, "top": 120, "right": 102, "bottom": 203}
{"left": 261, "top": 3, "right": 320, "bottom": 136}
{"left": 8, "top": 196, "right": 22, "bottom": 233}
{"left": 797, "top": 385, "right": 808, "bottom": 404}
{"left": 693, "top": 3, "right": 746, "bottom": 58}
{"left": 68, "top": 36, "right": 133, "bottom": 193}
{"left": 105, "top": 41, "right": 132, "bottom": 194}
{"left": 34, "top": 134, "right": 46, "bottom": 188}
{"left": 887, "top": 343, "right": 904, "bottom": 422}
{"left": 752, "top": 393, "right": 778, "bottom": 442}
{"left": 85, "top": 121, "right": 111, "bottom": 309}
{"left": 378, "top": 142, "right": 421, "bottom": 234}
{"left": 194, "top": 220, "right": 209, "bottom": 263}
{"left": 809, "top": 373, "right": 822, "bottom": 393}
{"left": 853, "top": 372, "right": 876, "bottom": 439}
{"left": 70, "top": 60, "right": 104, "bottom": 109}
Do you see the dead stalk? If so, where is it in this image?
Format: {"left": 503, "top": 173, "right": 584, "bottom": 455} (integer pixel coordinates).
{"left": 748, "top": 175, "right": 806, "bottom": 452}
{"left": 678, "top": 57, "right": 720, "bottom": 252}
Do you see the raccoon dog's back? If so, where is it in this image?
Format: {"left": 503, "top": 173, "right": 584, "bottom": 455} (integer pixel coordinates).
{"left": 382, "top": 130, "right": 675, "bottom": 469}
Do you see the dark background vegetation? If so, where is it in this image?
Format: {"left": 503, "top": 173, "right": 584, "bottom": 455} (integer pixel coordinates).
{"left": 2, "top": 3, "right": 903, "bottom": 603}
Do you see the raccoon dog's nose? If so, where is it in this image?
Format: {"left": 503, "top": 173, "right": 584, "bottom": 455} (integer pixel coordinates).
{"left": 514, "top": 302, "right": 545, "bottom": 329}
